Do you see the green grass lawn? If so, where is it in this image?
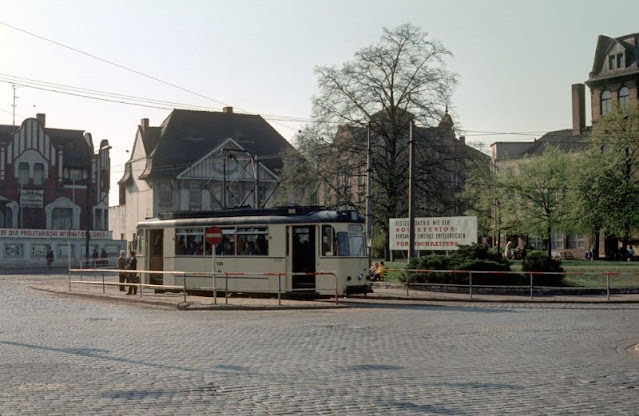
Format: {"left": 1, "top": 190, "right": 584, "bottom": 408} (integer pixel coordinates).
{"left": 378, "top": 259, "right": 639, "bottom": 288}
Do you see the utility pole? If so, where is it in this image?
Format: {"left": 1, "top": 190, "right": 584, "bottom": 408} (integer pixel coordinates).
{"left": 408, "top": 121, "right": 416, "bottom": 260}
{"left": 366, "top": 123, "right": 373, "bottom": 266}
{"left": 11, "top": 83, "right": 18, "bottom": 125}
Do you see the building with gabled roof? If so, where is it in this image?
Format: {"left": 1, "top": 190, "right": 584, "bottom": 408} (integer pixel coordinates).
{"left": 109, "top": 107, "right": 297, "bottom": 245}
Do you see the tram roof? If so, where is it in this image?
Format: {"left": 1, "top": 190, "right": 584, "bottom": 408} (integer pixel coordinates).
{"left": 138, "top": 206, "right": 364, "bottom": 228}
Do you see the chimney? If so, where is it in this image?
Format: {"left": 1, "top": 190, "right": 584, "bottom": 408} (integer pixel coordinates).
{"left": 223, "top": 106, "right": 233, "bottom": 114}
{"left": 571, "top": 83, "right": 585, "bottom": 136}
{"left": 36, "top": 113, "right": 46, "bottom": 127}
{"left": 459, "top": 135, "right": 465, "bottom": 144}
{"left": 140, "top": 118, "right": 149, "bottom": 132}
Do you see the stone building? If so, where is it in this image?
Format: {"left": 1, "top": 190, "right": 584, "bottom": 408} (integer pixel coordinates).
{"left": 0, "top": 114, "right": 123, "bottom": 268}
{"left": 491, "top": 33, "right": 639, "bottom": 258}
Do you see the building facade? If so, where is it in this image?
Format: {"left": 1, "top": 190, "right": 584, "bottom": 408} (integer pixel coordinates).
{"left": 491, "top": 33, "right": 639, "bottom": 259}
{"left": 109, "top": 108, "right": 297, "bottom": 246}
{"left": 319, "top": 112, "right": 489, "bottom": 217}
{"left": 0, "top": 114, "right": 123, "bottom": 268}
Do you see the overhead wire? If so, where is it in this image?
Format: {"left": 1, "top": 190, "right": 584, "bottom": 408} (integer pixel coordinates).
{"left": 0, "top": 21, "right": 578, "bottom": 142}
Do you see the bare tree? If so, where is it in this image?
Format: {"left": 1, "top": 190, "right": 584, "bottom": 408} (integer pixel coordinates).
{"left": 307, "top": 24, "right": 459, "bottom": 257}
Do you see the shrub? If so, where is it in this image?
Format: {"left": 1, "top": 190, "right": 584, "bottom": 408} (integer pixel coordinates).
{"left": 521, "top": 250, "right": 565, "bottom": 286}
{"left": 407, "top": 244, "right": 517, "bottom": 285}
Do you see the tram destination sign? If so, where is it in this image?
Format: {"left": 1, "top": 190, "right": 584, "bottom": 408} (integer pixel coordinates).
{"left": 389, "top": 216, "right": 477, "bottom": 251}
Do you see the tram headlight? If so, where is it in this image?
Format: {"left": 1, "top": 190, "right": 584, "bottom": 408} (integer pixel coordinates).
{"left": 357, "top": 272, "right": 364, "bottom": 280}
{"left": 346, "top": 275, "right": 352, "bottom": 281}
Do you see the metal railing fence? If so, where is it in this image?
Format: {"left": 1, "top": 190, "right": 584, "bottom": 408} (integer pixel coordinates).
{"left": 381, "top": 268, "right": 638, "bottom": 300}
{"left": 67, "top": 268, "right": 340, "bottom": 306}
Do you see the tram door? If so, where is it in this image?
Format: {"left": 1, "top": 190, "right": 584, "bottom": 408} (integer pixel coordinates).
{"left": 291, "top": 226, "right": 316, "bottom": 290}
{"left": 149, "top": 229, "right": 164, "bottom": 285}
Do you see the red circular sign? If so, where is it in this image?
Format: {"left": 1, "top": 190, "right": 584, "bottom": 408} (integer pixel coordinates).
{"left": 205, "top": 226, "right": 223, "bottom": 245}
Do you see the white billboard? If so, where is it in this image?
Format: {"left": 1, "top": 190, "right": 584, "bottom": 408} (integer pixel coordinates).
{"left": 389, "top": 216, "right": 477, "bottom": 251}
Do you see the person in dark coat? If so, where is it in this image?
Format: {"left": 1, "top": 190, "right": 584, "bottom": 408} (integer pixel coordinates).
{"left": 46, "top": 248, "right": 54, "bottom": 267}
{"left": 126, "top": 251, "right": 138, "bottom": 295}
{"left": 117, "top": 250, "right": 128, "bottom": 292}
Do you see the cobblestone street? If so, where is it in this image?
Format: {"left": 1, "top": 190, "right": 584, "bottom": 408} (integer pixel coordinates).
{"left": 1, "top": 273, "right": 639, "bottom": 415}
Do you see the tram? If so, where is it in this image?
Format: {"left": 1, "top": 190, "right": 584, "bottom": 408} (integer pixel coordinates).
{"left": 135, "top": 206, "right": 371, "bottom": 296}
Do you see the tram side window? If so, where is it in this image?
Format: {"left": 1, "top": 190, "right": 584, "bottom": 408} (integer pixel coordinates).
{"left": 175, "top": 228, "right": 205, "bottom": 256}
{"left": 236, "top": 227, "right": 269, "bottom": 256}
{"left": 322, "top": 225, "right": 336, "bottom": 256}
{"left": 215, "top": 228, "right": 236, "bottom": 256}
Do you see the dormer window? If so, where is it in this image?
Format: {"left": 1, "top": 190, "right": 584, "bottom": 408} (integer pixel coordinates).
{"left": 608, "top": 53, "right": 624, "bottom": 70}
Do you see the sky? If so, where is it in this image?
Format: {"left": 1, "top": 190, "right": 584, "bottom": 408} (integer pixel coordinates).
{"left": 1, "top": 0, "right": 639, "bottom": 206}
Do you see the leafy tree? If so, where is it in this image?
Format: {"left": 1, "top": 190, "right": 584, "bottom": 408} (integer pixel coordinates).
{"left": 567, "top": 147, "right": 612, "bottom": 259}
{"left": 461, "top": 156, "right": 506, "bottom": 249}
{"left": 304, "top": 23, "right": 458, "bottom": 258}
{"left": 506, "top": 146, "right": 572, "bottom": 258}
{"left": 590, "top": 104, "right": 639, "bottom": 255}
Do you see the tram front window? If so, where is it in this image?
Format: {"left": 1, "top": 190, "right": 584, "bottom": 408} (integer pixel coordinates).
{"left": 336, "top": 232, "right": 365, "bottom": 256}
{"left": 323, "top": 224, "right": 365, "bottom": 257}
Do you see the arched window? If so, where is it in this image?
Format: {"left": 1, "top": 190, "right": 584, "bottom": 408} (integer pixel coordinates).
{"left": 601, "top": 90, "right": 612, "bottom": 115}
{"left": 33, "top": 163, "right": 45, "bottom": 185}
{"left": 619, "top": 87, "right": 630, "bottom": 108}
{"left": 51, "top": 208, "right": 72, "bottom": 230}
{"left": 17, "top": 162, "right": 29, "bottom": 185}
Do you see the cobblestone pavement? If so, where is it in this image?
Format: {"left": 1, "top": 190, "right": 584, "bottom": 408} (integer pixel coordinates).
{"left": 1, "top": 273, "right": 639, "bottom": 415}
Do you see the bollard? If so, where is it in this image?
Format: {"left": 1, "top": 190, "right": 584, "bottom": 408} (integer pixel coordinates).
{"left": 102, "top": 272, "right": 105, "bottom": 294}
{"left": 469, "top": 271, "right": 473, "bottom": 300}
{"left": 606, "top": 273, "right": 610, "bottom": 300}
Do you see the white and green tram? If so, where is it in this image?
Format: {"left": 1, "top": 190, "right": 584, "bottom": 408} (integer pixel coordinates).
{"left": 135, "top": 207, "right": 371, "bottom": 297}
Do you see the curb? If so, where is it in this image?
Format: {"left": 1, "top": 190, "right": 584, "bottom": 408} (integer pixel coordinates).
{"left": 30, "top": 284, "right": 347, "bottom": 310}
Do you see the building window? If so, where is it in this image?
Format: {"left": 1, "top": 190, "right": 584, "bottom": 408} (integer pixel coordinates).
{"left": 18, "top": 162, "right": 29, "bottom": 185}
{"left": 617, "top": 53, "right": 624, "bottom": 69}
{"left": 619, "top": 87, "right": 630, "bottom": 108}
{"left": 33, "top": 163, "right": 45, "bottom": 185}
{"left": 158, "top": 183, "right": 172, "bottom": 207}
{"left": 188, "top": 182, "right": 201, "bottom": 210}
{"left": 0, "top": 206, "right": 12, "bottom": 228}
{"left": 51, "top": 208, "right": 72, "bottom": 230}
{"left": 609, "top": 55, "right": 615, "bottom": 70}
{"left": 601, "top": 90, "right": 612, "bottom": 115}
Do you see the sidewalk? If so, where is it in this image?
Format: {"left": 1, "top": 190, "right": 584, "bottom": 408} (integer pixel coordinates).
{"left": 29, "top": 277, "right": 639, "bottom": 310}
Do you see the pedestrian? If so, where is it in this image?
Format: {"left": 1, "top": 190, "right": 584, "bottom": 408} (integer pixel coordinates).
{"left": 373, "top": 261, "right": 386, "bottom": 281}
{"left": 126, "top": 251, "right": 138, "bottom": 295}
{"left": 46, "top": 247, "right": 54, "bottom": 267}
{"left": 117, "top": 250, "right": 128, "bottom": 292}
{"left": 370, "top": 262, "right": 379, "bottom": 279}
